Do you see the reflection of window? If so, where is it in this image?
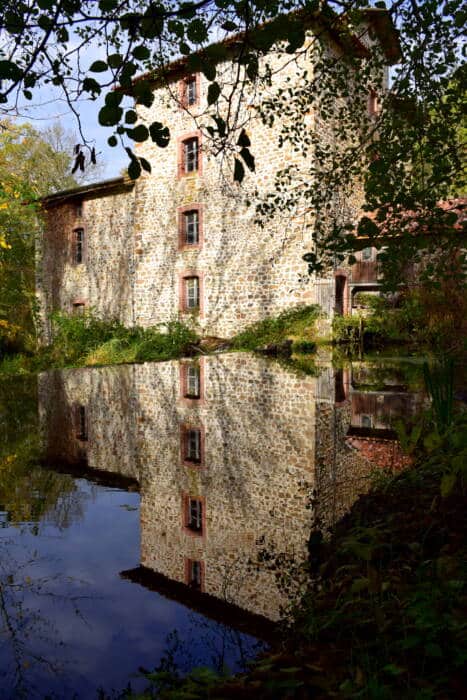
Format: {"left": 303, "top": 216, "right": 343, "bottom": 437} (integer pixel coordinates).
{"left": 186, "top": 559, "right": 203, "bottom": 589}
{"left": 185, "top": 276, "right": 199, "bottom": 309}
{"left": 362, "top": 247, "right": 373, "bottom": 261}
{"left": 185, "top": 364, "right": 200, "bottom": 398}
{"left": 361, "top": 414, "right": 372, "bottom": 428}
{"left": 76, "top": 405, "right": 88, "bottom": 441}
{"left": 186, "top": 497, "right": 203, "bottom": 534}
{"left": 74, "top": 228, "right": 84, "bottom": 264}
{"left": 183, "top": 138, "right": 199, "bottom": 173}
{"left": 186, "top": 428, "right": 201, "bottom": 463}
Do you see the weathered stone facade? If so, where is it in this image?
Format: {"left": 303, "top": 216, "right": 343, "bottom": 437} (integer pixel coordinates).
{"left": 38, "top": 353, "right": 419, "bottom": 624}
{"left": 37, "top": 15, "right": 398, "bottom": 339}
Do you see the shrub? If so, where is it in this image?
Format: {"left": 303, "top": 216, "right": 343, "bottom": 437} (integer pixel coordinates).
{"left": 231, "top": 305, "right": 320, "bottom": 351}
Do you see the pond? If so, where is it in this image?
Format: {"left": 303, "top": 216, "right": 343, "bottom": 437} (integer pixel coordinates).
{"left": 0, "top": 352, "right": 428, "bottom": 698}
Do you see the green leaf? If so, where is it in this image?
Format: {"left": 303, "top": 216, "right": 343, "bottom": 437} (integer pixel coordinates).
{"left": 0, "top": 60, "right": 22, "bottom": 82}
{"left": 126, "top": 125, "right": 149, "bottom": 142}
{"left": 140, "top": 157, "right": 152, "bottom": 173}
{"left": 107, "top": 54, "right": 123, "bottom": 69}
{"left": 149, "top": 121, "right": 170, "bottom": 147}
{"left": 234, "top": 158, "right": 245, "bottom": 183}
{"left": 132, "top": 45, "right": 150, "bottom": 60}
{"left": 207, "top": 82, "right": 221, "bottom": 105}
{"left": 187, "top": 18, "right": 208, "bottom": 43}
{"left": 128, "top": 159, "right": 141, "bottom": 180}
{"left": 125, "top": 110, "right": 138, "bottom": 124}
{"left": 89, "top": 60, "right": 108, "bottom": 73}
{"left": 98, "top": 105, "right": 123, "bottom": 127}
{"left": 440, "top": 473, "right": 456, "bottom": 498}
{"left": 82, "top": 77, "right": 101, "bottom": 95}
{"left": 107, "top": 135, "right": 118, "bottom": 147}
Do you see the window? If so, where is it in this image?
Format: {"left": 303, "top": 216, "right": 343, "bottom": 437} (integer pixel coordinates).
{"left": 185, "top": 364, "right": 201, "bottom": 399}
{"left": 186, "top": 497, "right": 203, "bottom": 534}
{"left": 361, "top": 414, "right": 373, "bottom": 428}
{"left": 75, "top": 201, "right": 83, "bottom": 218}
{"left": 72, "top": 301, "right": 85, "bottom": 315}
{"left": 186, "top": 76, "right": 197, "bottom": 106}
{"left": 74, "top": 228, "right": 84, "bottom": 264}
{"left": 362, "top": 247, "right": 373, "bottom": 261}
{"left": 183, "top": 210, "right": 199, "bottom": 245}
{"left": 76, "top": 405, "right": 88, "bottom": 441}
{"left": 184, "top": 138, "right": 199, "bottom": 173}
{"left": 368, "top": 90, "right": 379, "bottom": 117}
{"left": 186, "top": 559, "right": 203, "bottom": 590}
{"left": 185, "top": 276, "right": 199, "bottom": 309}
{"left": 186, "top": 428, "right": 201, "bottom": 462}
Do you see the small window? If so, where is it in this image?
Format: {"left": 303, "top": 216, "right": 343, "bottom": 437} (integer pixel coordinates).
{"left": 186, "top": 497, "right": 203, "bottom": 534}
{"left": 75, "top": 201, "right": 83, "bottom": 218}
{"left": 76, "top": 405, "right": 88, "bottom": 441}
{"left": 185, "top": 276, "right": 199, "bottom": 310}
{"left": 185, "top": 428, "right": 201, "bottom": 463}
{"left": 74, "top": 228, "right": 84, "bottom": 264}
{"left": 186, "top": 559, "right": 203, "bottom": 589}
{"left": 362, "top": 247, "right": 373, "bottom": 261}
{"left": 72, "top": 301, "right": 85, "bottom": 315}
{"left": 183, "top": 210, "right": 199, "bottom": 245}
{"left": 368, "top": 90, "right": 379, "bottom": 117}
{"left": 185, "top": 364, "right": 201, "bottom": 399}
{"left": 186, "top": 76, "right": 197, "bottom": 106}
{"left": 361, "top": 414, "right": 373, "bottom": 428}
{"left": 183, "top": 138, "right": 199, "bottom": 173}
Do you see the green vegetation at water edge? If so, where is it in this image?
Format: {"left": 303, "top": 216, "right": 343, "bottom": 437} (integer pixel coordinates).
{"left": 0, "top": 311, "right": 198, "bottom": 375}
{"left": 231, "top": 305, "right": 320, "bottom": 352}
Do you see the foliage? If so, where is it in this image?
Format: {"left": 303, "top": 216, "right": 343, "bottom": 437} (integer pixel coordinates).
{"left": 0, "top": 310, "right": 198, "bottom": 374}
{"left": 0, "top": 120, "right": 79, "bottom": 353}
{"left": 231, "top": 304, "right": 320, "bottom": 351}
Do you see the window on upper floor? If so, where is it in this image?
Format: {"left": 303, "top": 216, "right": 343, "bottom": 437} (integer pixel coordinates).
{"left": 183, "top": 210, "right": 199, "bottom": 245}
{"left": 75, "top": 201, "right": 83, "bottom": 218}
{"left": 186, "top": 428, "right": 201, "bottom": 463}
{"left": 73, "top": 228, "right": 84, "bottom": 264}
{"left": 183, "top": 137, "right": 199, "bottom": 173}
{"left": 186, "top": 76, "right": 197, "bottom": 106}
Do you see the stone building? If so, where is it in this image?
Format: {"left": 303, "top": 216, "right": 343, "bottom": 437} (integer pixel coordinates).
{"left": 37, "top": 10, "right": 400, "bottom": 340}
{"left": 38, "top": 353, "right": 421, "bottom": 627}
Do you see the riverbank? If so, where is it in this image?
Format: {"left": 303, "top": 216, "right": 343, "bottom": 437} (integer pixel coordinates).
{"left": 0, "top": 305, "right": 321, "bottom": 376}
{"left": 128, "top": 407, "right": 467, "bottom": 699}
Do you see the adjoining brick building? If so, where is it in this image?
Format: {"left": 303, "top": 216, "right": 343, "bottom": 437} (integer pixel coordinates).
{"left": 37, "top": 10, "right": 400, "bottom": 341}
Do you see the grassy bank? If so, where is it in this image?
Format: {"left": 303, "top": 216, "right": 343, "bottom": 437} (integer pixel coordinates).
{"left": 231, "top": 305, "right": 320, "bottom": 352}
{"left": 125, "top": 384, "right": 466, "bottom": 699}
{"left": 0, "top": 312, "right": 198, "bottom": 375}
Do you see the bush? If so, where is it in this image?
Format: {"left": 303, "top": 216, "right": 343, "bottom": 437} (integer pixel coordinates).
{"left": 231, "top": 305, "right": 320, "bottom": 351}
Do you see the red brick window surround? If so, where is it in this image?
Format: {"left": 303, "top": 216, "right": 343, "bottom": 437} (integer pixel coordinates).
{"left": 178, "top": 131, "right": 202, "bottom": 177}
{"left": 179, "top": 359, "right": 205, "bottom": 404}
{"left": 179, "top": 271, "right": 204, "bottom": 316}
{"left": 178, "top": 204, "right": 203, "bottom": 249}
{"left": 73, "top": 227, "right": 85, "bottom": 264}
{"left": 184, "top": 558, "right": 205, "bottom": 591}
{"left": 180, "top": 423, "right": 205, "bottom": 467}
{"left": 182, "top": 494, "right": 206, "bottom": 537}
{"left": 179, "top": 74, "right": 200, "bottom": 108}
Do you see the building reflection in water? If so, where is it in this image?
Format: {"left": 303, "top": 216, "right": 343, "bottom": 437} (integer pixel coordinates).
{"left": 39, "top": 353, "right": 425, "bottom": 632}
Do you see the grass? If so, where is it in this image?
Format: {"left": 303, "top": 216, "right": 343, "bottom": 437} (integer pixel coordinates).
{"left": 231, "top": 305, "right": 320, "bottom": 352}
{"left": 0, "top": 311, "right": 198, "bottom": 375}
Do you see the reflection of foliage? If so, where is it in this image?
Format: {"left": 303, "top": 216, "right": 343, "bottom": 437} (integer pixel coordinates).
{"left": 0, "top": 538, "right": 92, "bottom": 698}
{"left": 0, "top": 374, "right": 85, "bottom": 531}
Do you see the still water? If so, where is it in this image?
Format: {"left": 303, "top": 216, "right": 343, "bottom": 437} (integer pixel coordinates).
{"left": 0, "top": 352, "right": 426, "bottom": 698}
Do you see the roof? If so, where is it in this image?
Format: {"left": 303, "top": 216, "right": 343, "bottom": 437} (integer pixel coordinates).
{"left": 129, "top": 7, "right": 401, "bottom": 91}
{"left": 41, "top": 176, "right": 135, "bottom": 208}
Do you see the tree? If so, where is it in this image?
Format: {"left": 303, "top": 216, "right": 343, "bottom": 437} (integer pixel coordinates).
{"left": 0, "top": 120, "right": 79, "bottom": 352}
{"left": 0, "top": 1, "right": 465, "bottom": 289}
